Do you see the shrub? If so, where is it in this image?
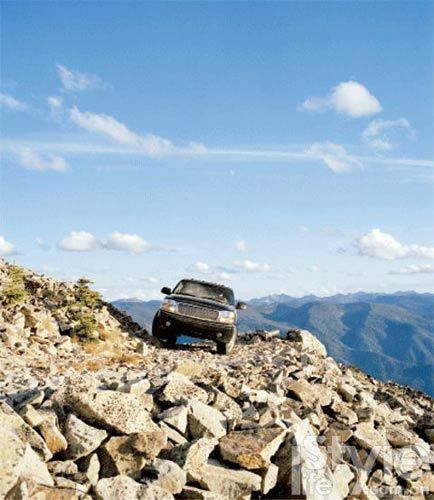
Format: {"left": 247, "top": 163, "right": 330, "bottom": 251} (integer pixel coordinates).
{"left": 74, "top": 311, "right": 99, "bottom": 343}
{"left": 1, "top": 265, "right": 29, "bottom": 305}
{"left": 74, "top": 277, "right": 101, "bottom": 309}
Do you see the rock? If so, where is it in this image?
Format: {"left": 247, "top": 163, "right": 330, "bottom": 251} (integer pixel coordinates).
{"left": 48, "top": 460, "right": 78, "bottom": 476}
{"left": 18, "top": 404, "right": 46, "bottom": 427}
{"left": 333, "top": 463, "right": 354, "bottom": 498}
{"left": 175, "top": 360, "right": 204, "bottom": 378}
{"left": 160, "top": 438, "right": 218, "bottom": 479}
{"left": 188, "top": 399, "right": 226, "bottom": 439}
{"left": 179, "top": 486, "right": 226, "bottom": 499}
{"left": 159, "top": 405, "right": 188, "bottom": 434}
{"left": 143, "top": 458, "right": 187, "bottom": 494}
{"left": 95, "top": 475, "right": 174, "bottom": 500}
{"left": 37, "top": 411, "right": 68, "bottom": 454}
{"left": 286, "top": 328, "right": 327, "bottom": 356}
{"left": 99, "top": 435, "right": 148, "bottom": 479}
{"left": 285, "top": 379, "right": 319, "bottom": 407}
{"left": 82, "top": 453, "right": 100, "bottom": 486}
{"left": 337, "top": 382, "right": 357, "bottom": 402}
{"left": 385, "top": 426, "right": 417, "bottom": 447}
{"left": 64, "top": 414, "right": 108, "bottom": 460}
{"left": 118, "top": 377, "right": 150, "bottom": 395}
{"left": 209, "top": 388, "right": 243, "bottom": 421}
{"left": 261, "top": 463, "right": 279, "bottom": 494}
{"left": 6, "top": 481, "right": 78, "bottom": 500}
{"left": 354, "top": 422, "right": 389, "bottom": 451}
{"left": 190, "top": 459, "right": 261, "bottom": 499}
{"left": 128, "top": 427, "right": 167, "bottom": 459}
{"left": 157, "top": 372, "right": 208, "bottom": 405}
{"left": 275, "top": 419, "right": 341, "bottom": 499}
{"left": 64, "top": 388, "right": 160, "bottom": 435}
{"left": 160, "top": 421, "right": 188, "bottom": 445}
{"left": 0, "top": 431, "right": 54, "bottom": 497}
{"left": 219, "top": 426, "right": 287, "bottom": 469}
{"left": 0, "top": 401, "right": 52, "bottom": 461}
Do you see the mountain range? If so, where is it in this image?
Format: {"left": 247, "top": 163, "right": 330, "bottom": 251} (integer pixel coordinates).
{"left": 113, "top": 291, "right": 434, "bottom": 396}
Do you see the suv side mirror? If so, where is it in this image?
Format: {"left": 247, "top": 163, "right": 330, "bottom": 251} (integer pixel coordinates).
{"left": 161, "top": 286, "right": 172, "bottom": 295}
{"left": 236, "top": 302, "right": 247, "bottom": 310}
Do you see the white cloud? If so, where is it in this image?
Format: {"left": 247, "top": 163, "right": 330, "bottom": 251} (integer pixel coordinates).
{"left": 17, "top": 148, "right": 68, "bottom": 171}
{"left": 297, "top": 225, "right": 310, "bottom": 233}
{"left": 192, "top": 261, "right": 212, "bottom": 274}
{"left": 301, "top": 81, "right": 382, "bottom": 117}
{"left": 388, "top": 264, "right": 434, "bottom": 275}
{"left": 357, "top": 229, "right": 434, "bottom": 260}
{"left": 0, "top": 92, "right": 27, "bottom": 111}
{"left": 235, "top": 239, "right": 248, "bottom": 252}
{"left": 36, "top": 238, "right": 50, "bottom": 250}
{"left": 362, "top": 118, "right": 412, "bottom": 150}
{"left": 0, "top": 235, "right": 17, "bottom": 256}
{"left": 305, "top": 142, "right": 361, "bottom": 173}
{"left": 103, "top": 232, "right": 150, "bottom": 254}
{"left": 47, "top": 96, "right": 63, "bottom": 117}
{"left": 310, "top": 265, "right": 321, "bottom": 272}
{"left": 56, "top": 64, "right": 102, "bottom": 92}
{"left": 59, "top": 231, "right": 100, "bottom": 252}
{"left": 69, "top": 106, "right": 175, "bottom": 156}
{"left": 234, "top": 259, "right": 271, "bottom": 273}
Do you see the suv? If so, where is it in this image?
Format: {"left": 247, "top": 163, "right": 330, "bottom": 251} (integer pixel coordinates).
{"left": 152, "top": 279, "right": 246, "bottom": 354}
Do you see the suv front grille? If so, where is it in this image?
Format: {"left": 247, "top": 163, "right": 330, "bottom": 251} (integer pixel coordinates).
{"left": 177, "top": 303, "right": 219, "bottom": 321}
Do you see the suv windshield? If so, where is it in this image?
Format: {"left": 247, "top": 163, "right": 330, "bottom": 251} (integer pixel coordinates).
{"left": 173, "top": 280, "right": 234, "bottom": 306}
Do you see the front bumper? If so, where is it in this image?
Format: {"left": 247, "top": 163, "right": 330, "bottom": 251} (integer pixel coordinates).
{"left": 156, "top": 310, "right": 235, "bottom": 343}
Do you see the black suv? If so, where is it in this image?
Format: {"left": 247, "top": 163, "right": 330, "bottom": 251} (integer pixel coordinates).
{"left": 152, "top": 279, "right": 246, "bottom": 354}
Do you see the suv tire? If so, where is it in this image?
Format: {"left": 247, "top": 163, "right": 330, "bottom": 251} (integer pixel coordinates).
{"left": 152, "top": 313, "right": 177, "bottom": 348}
{"left": 216, "top": 327, "right": 237, "bottom": 355}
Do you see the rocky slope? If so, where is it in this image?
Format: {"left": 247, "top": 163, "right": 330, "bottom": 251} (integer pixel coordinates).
{"left": 0, "top": 261, "right": 433, "bottom": 499}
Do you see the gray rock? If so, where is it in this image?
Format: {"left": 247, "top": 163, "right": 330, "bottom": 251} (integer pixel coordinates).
{"left": 64, "top": 413, "right": 108, "bottom": 460}
{"left": 144, "top": 458, "right": 187, "bottom": 494}
{"left": 188, "top": 399, "right": 226, "bottom": 439}
{"left": 95, "top": 475, "right": 174, "bottom": 500}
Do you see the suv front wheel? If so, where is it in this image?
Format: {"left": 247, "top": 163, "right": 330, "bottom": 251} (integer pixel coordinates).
{"left": 216, "top": 327, "right": 237, "bottom": 355}
{"left": 152, "top": 313, "right": 177, "bottom": 348}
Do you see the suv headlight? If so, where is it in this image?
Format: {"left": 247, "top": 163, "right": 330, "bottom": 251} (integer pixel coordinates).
{"left": 161, "top": 299, "right": 179, "bottom": 313}
{"left": 218, "top": 310, "right": 236, "bottom": 324}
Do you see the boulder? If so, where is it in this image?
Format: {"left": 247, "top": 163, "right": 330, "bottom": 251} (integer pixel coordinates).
{"left": 275, "top": 418, "right": 341, "bottom": 500}
{"left": 63, "top": 388, "right": 160, "bottom": 435}
{"left": 82, "top": 453, "right": 100, "bottom": 486}
{"left": 209, "top": 388, "right": 243, "bottom": 421}
{"left": 95, "top": 475, "right": 174, "bottom": 500}
{"left": 160, "top": 438, "right": 218, "bottom": 480}
{"left": 285, "top": 329, "right": 327, "bottom": 357}
{"left": 128, "top": 427, "right": 167, "bottom": 459}
{"left": 118, "top": 377, "right": 150, "bottom": 395}
{"left": 143, "top": 458, "right": 187, "bottom": 494}
{"left": 64, "top": 413, "right": 108, "bottom": 460}
{"left": 159, "top": 405, "right": 188, "bottom": 434}
{"left": 0, "top": 401, "right": 52, "bottom": 461}
{"left": 219, "top": 427, "right": 287, "bottom": 469}
{"left": 353, "top": 422, "right": 389, "bottom": 451}
{"left": 261, "top": 463, "right": 279, "bottom": 494}
{"left": 190, "top": 459, "right": 261, "bottom": 499}
{"left": 179, "top": 486, "right": 226, "bottom": 499}
{"left": 157, "top": 373, "right": 208, "bottom": 405}
{"left": 187, "top": 399, "right": 226, "bottom": 439}
{"left": 385, "top": 426, "right": 417, "bottom": 448}
{"left": 333, "top": 463, "right": 354, "bottom": 498}
{"left": 0, "top": 431, "right": 54, "bottom": 498}
{"left": 285, "top": 379, "right": 320, "bottom": 407}
{"left": 99, "top": 435, "right": 148, "bottom": 479}
{"left": 37, "top": 411, "right": 68, "bottom": 454}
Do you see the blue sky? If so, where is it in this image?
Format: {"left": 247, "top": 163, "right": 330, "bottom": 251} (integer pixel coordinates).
{"left": 1, "top": 1, "right": 433, "bottom": 300}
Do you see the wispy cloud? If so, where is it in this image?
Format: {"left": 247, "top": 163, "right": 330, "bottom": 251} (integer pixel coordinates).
{"left": 17, "top": 148, "right": 68, "bottom": 171}
{"left": 191, "top": 261, "right": 236, "bottom": 281}
{"left": 47, "top": 96, "right": 63, "bottom": 118}
{"left": 56, "top": 64, "right": 102, "bottom": 92}
{"left": 235, "top": 239, "right": 248, "bottom": 252}
{"left": 357, "top": 229, "right": 434, "bottom": 260}
{"left": 58, "top": 230, "right": 151, "bottom": 254}
{"left": 234, "top": 259, "right": 271, "bottom": 273}
{"left": 0, "top": 92, "right": 28, "bottom": 111}
{"left": 305, "top": 142, "right": 361, "bottom": 172}
{"left": 301, "top": 81, "right": 382, "bottom": 117}
{"left": 388, "top": 264, "right": 434, "bottom": 275}
{"left": 69, "top": 106, "right": 206, "bottom": 157}
{"left": 362, "top": 118, "right": 413, "bottom": 150}
{"left": 0, "top": 235, "right": 17, "bottom": 256}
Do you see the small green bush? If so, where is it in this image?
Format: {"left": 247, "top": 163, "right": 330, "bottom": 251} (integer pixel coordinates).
{"left": 74, "top": 277, "right": 101, "bottom": 309}
{"left": 1, "top": 265, "right": 29, "bottom": 305}
{"left": 75, "top": 311, "right": 99, "bottom": 343}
